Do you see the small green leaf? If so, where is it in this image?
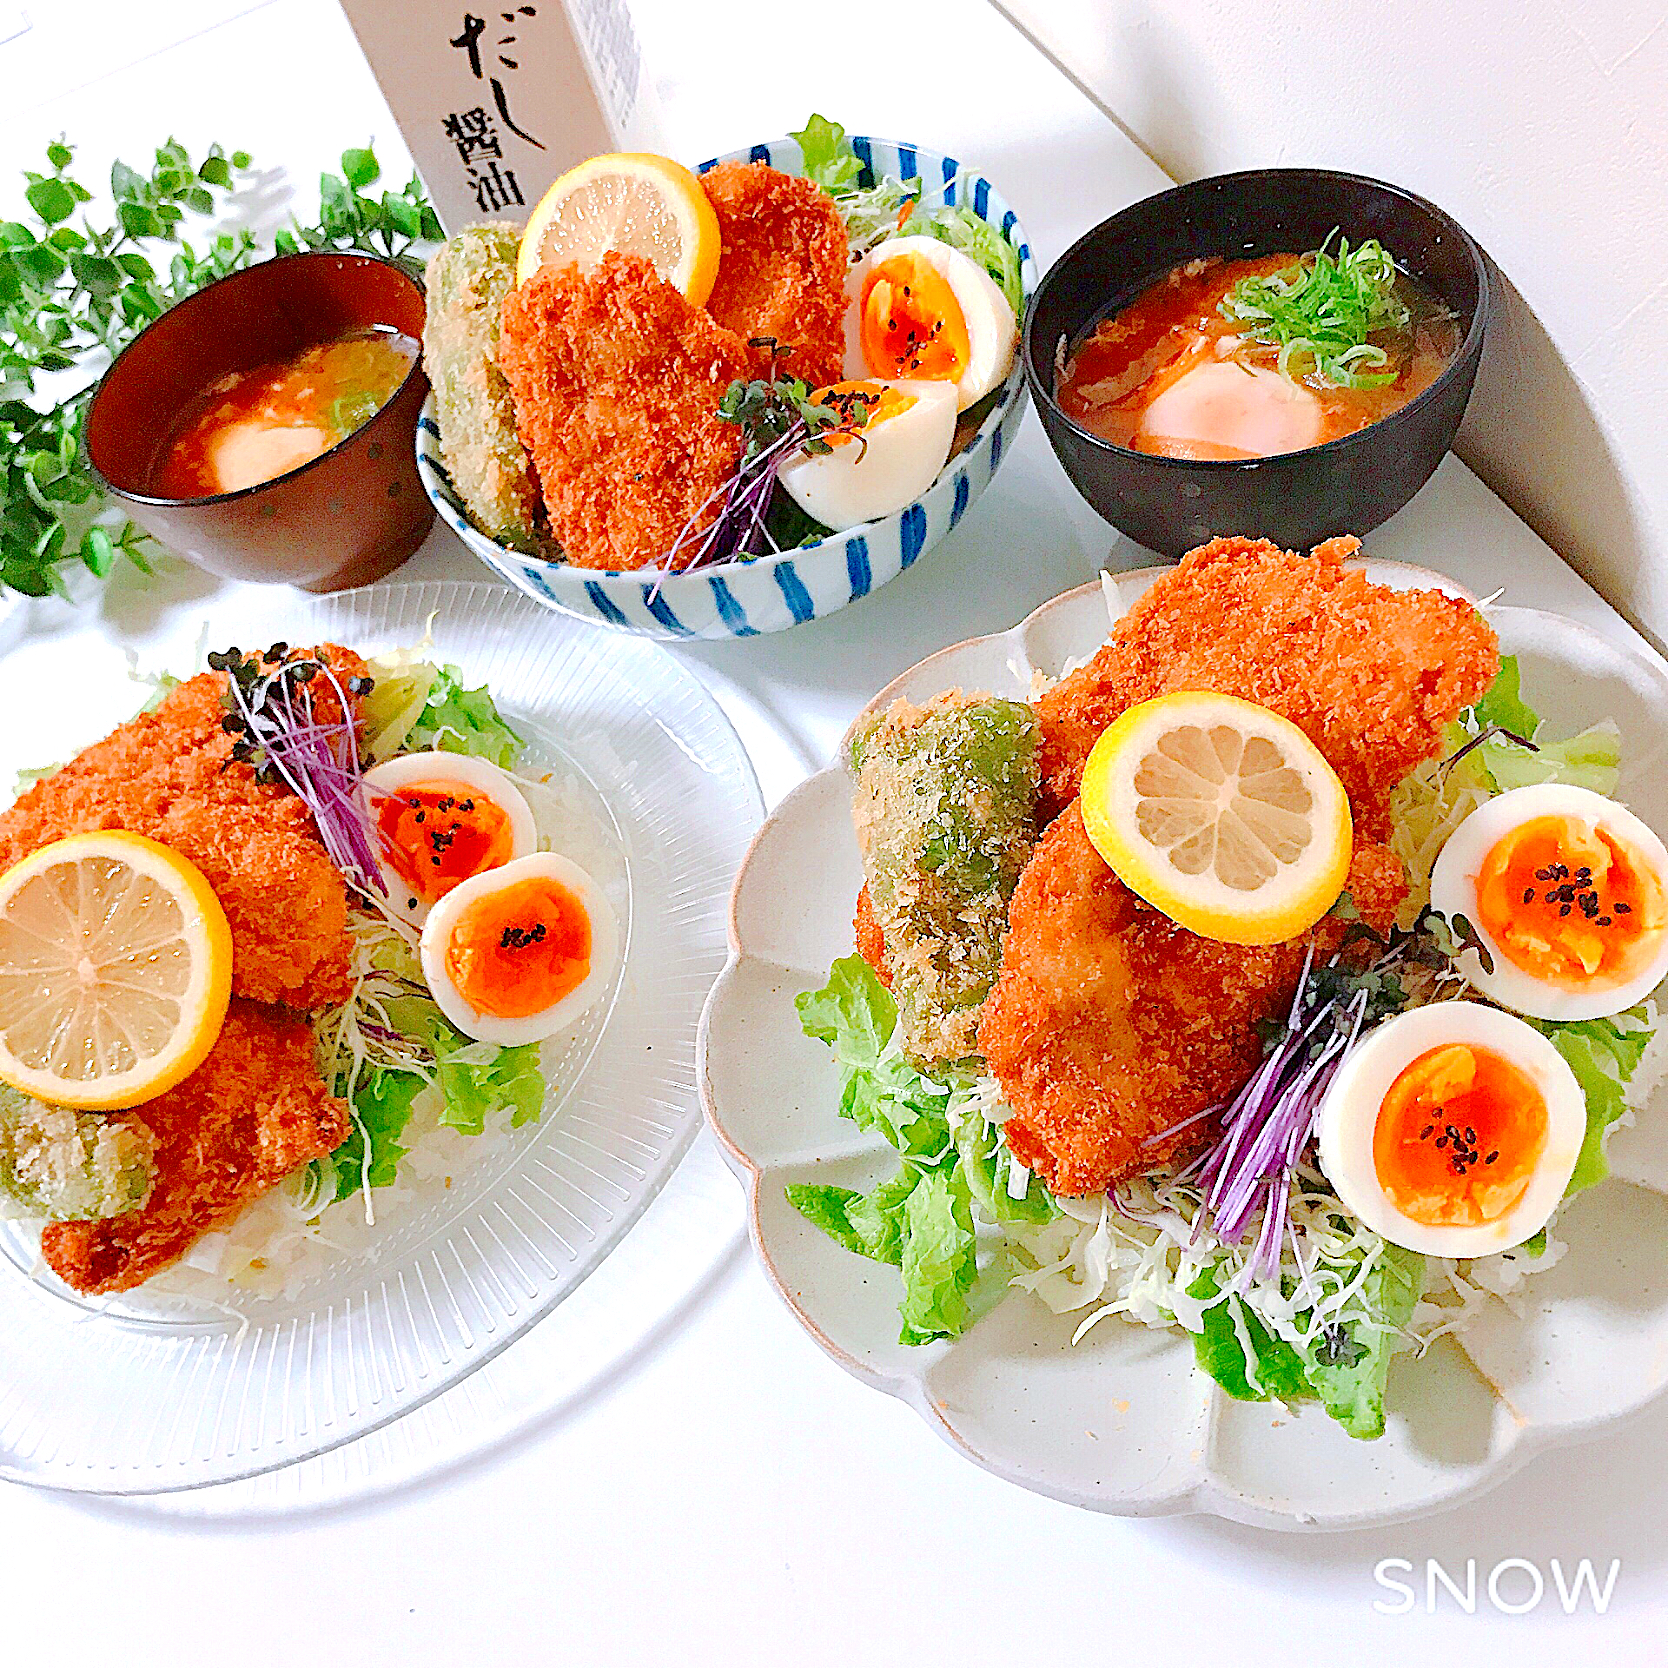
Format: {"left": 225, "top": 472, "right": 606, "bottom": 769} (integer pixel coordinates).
{"left": 118, "top": 200, "right": 166, "bottom": 240}
{"left": 25, "top": 178, "right": 77, "bottom": 225}
{"left": 110, "top": 159, "right": 144, "bottom": 199}
{"left": 79, "top": 524, "right": 115, "bottom": 576}
{"left": 46, "top": 140, "right": 72, "bottom": 170}
{"left": 341, "top": 147, "right": 380, "bottom": 189}
{"left": 382, "top": 192, "right": 421, "bottom": 238}
{"left": 198, "top": 154, "right": 230, "bottom": 188}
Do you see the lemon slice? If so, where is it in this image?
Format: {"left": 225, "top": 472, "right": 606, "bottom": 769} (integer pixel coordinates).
{"left": 515, "top": 152, "right": 721, "bottom": 303}
{"left": 0, "top": 832, "right": 233, "bottom": 1109}
{"left": 1080, "top": 691, "right": 1353, "bottom": 945}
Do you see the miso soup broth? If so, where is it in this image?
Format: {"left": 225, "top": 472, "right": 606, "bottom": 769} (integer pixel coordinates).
{"left": 151, "top": 326, "right": 417, "bottom": 498}
{"left": 1057, "top": 244, "right": 1459, "bottom": 462}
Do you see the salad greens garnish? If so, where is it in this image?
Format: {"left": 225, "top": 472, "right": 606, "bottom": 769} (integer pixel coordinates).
{"left": 0, "top": 139, "right": 440, "bottom": 599}
{"left": 1540, "top": 1008, "right": 1654, "bottom": 1195}
{"left": 1217, "top": 232, "right": 1417, "bottom": 391}
{"left": 790, "top": 113, "right": 1024, "bottom": 313}
{"left": 360, "top": 650, "right": 525, "bottom": 769}
{"left": 794, "top": 114, "right": 866, "bottom": 196}
{"left": 789, "top": 955, "right": 1055, "bottom": 1344}
{"left": 306, "top": 648, "right": 541, "bottom": 1215}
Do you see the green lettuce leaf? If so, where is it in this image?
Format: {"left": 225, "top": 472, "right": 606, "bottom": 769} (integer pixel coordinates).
{"left": 790, "top": 113, "right": 864, "bottom": 193}
{"left": 897, "top": 1164, "right": 978, "bottom": 1344}
{"left": 1304, "top": 1245, "right": 1424, "bottom": 1440}
{"left": 434, "top": 1031, "right": 545, "bottom": 1135}
{"left": 407, "top": 662, "right": 523, "bottom": 767}
{"left": 952, "top": 1107, "right": 1056, "bottom": 1225}
{"left": 328, "top": 1067, "right": 424, "bottom": 1199}
{"left": 1189, "top": 1267, "right": 1310, "bottom": 1402}
{"left": 790, "top": 955, "right": 1037, "bottom": 1344}
{"left": 1540, "top": 1007, "right": 1654, "bottom": 1194}
{"left": 1470, "top": 654, "right": 1539, "bottom": 738}
{"left": 796, "top": 953, "right": 893, "bottom": 1064}
{"left": 797, "top": 955, "right": 952, "bottom": 1156}
{"left": 1188, "top": 1244, "right": 1423, "bottom": 1440}
{"left": 1462, "top": 655, "right": 1621, "bottom": 795}
{"left": 786, "top": 1166, "right": 922, "bottom": 1265}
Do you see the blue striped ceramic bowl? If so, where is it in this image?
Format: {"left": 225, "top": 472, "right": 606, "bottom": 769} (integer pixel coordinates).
{"left": 416, "top": 135, "right": 1035, "bottom": 640}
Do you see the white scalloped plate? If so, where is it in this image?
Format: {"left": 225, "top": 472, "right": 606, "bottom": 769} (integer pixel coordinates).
{"left": 0, "top": 581, "right": 760, "bottom": 1493}
{"left": 700, "top": 560, "right": 1668, "bottom": 1530}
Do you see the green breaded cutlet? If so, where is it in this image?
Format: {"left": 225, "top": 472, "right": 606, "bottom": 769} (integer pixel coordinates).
{"left": 423, "top": 224, "right": 553, "bottom": 556}
{"left": 851, "top": 691, "right": 1041, "bottom": 1067}
{"left": 0, "top": 1084, "right": 155, "bottom": 1222}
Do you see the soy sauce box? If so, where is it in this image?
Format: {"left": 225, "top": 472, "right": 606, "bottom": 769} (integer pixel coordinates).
{"left": 338, "top": 0, "right": 670, "bottom": 234}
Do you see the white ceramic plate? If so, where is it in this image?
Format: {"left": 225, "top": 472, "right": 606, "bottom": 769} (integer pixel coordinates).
{"left": 0, "top": 580, "right": 760, "bottom": 1493}
{"left": 700, "top": 562, "right": 1668, "bottom": 1530}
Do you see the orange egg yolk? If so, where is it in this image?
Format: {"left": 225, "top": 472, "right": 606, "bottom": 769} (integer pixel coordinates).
{"left": 1373, "top": 1043, "right": 1547, "bottom": 1227}
{"left": 860, "top": 253, "right": 970, "bottom": 382}
{"left": 375, "top": 781, "right": 515, "bottom": 906}
{"left": 441, "top": 875, "right": 593, "bottom": 1020}
{"left": 1475, "top": 814, "right": 1663, "bottom": 988}
{"left": 813, "top": 380, "right": 915, "bottom": 447}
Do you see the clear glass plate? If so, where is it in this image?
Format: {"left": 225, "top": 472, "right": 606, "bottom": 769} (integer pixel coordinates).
{"left": 0, "top": 580, "right": 760, "bottom": 1493}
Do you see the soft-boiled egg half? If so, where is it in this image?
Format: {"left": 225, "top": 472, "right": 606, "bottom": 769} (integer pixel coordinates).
{"left": 419, "top": 852, "right": 618, "bottom": 1046}
{"left": 1317, "top": 1003, "right": 1585, "bottom": 1257}
{"left": 843, "top": 236, "right": 1016, "bottom": 412}
{"left": 778, "top": 379, "right": 956, "bottom": 527}
{"left": 1430, "top": 782, "right": 1668, "bottom": 1021}
{"left": 1134, "top": 354, "right": 1325, "bottom": 461}
{"left": 364, "top": 751, "right": 536, "bottom": 924}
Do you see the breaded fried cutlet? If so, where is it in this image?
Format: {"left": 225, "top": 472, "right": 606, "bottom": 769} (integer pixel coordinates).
{"left": 0, "top": 651, "right": 362, "bottom": 1011}
{"left": 1035, "top": 535, "right": 1502, "bottom": 837}
{"left": 498, "top": 252, "right": 754, "bottom": 570}
{"left": 983, "top": 815, "right": 1410, "bottom": 1196}
{"left": 979, "top": 539, "right": 1499, "bottom": 1196}
{"left": 39, "top": 1001, "right": 348, "bottom": 1294}
{"left": 701, "top": 161, "right": 849, "bottom": 388}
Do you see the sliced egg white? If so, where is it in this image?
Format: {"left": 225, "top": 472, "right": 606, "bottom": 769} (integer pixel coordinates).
{"left": 1316, "top": 1002, "right": 1585, "bottom": 1258}
{"left": 779, "top": 379, "right": 955, "bottom": 528}
{"left": 1430, "top": 781, "right": 1668, "bottom": 1021}
{"left": 842, "top": 235, "right": 1016, "bottom": 411}
{"left": 419, "top": 851, "right": 618, "bottom": 1046}
{"left": 363, "top": 751, "right": 536, "bottom": 925}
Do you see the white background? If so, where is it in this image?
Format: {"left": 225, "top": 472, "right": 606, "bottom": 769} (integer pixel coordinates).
{"left": 0, "top": 0, "right": 1664, "bottom": 1659}
{"left": 996, "top": 0, "right": 1668, "bottom": 650}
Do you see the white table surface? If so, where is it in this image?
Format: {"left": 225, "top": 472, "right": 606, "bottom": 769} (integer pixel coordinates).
{"left": 2, "top": 0, "right": 1665, "bottom": 1656}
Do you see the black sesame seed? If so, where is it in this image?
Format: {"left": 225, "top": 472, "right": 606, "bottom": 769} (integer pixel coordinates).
{"left": 1617, "top": 902, "right": 1632, "bottom": 914}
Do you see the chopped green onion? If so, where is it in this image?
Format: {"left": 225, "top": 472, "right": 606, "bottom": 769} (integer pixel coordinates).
{"left": 1219, "top": 232, "right": 1419, "bottom": 390}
